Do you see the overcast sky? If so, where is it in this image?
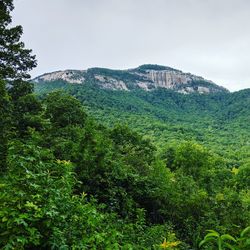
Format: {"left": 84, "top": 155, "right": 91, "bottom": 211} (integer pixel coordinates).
{"left": 13, "top": 0, "right": 250, "bottom": 91}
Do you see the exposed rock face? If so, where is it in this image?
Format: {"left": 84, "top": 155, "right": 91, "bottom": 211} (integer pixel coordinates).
{"left": 33, "top": 64, "right": 228, "bottom": 94}
{"left": 144, "top": 70, "right": 203, "bottom": 87}
{"left": 94, "top": 75, "right": 128, "bottom": 90}
{"left": 33, "top": 70, "right": 86, "bottom": 84}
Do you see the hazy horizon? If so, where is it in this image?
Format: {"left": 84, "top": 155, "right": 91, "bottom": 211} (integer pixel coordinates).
{"left": 13, "top": 0, "right": 250, "bottom": 91}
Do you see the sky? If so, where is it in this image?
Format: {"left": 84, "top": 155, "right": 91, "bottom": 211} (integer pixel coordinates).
{"left": 12, "top": 0, "right": 250, "bottom": 91}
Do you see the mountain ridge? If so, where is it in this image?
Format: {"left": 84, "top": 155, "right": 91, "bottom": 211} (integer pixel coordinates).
{"left": 33, "top": 64, "right": 229, "bottom": 94}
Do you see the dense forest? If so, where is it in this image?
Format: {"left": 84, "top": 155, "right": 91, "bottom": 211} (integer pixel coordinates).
{"left": 0, "top": 1, "right": 249, "bottom": 249}
{"left": 35, "top": 81, "right": 250, "bottom": 163}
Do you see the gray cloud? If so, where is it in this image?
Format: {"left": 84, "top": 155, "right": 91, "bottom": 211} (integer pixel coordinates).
{"left": 13, "top": 0, "right": 250, "bottom": 91}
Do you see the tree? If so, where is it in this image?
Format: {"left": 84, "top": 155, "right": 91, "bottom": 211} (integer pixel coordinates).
{"left": 0, "top": 0, "right": 37, "bottom": 171}
{"left": 44, "top": 91, "right": 86, "bottom": 129}
{"left": 168, "top": 142, "right": 211, "bottom": 179}
{"left": 0, "top": 0, "right": 36, "bottom": 81}
{"left": 0, "top": 79, "right": 10, "bottom": 172}
{"left": 0, "top": 141, "right": 124, "bottom": 249}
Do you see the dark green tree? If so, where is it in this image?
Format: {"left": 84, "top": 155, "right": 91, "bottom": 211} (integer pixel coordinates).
{"left": 0, "top": 0, "right": 36, "bottom": 80}
{"left": 44, "top": 91, "right": 86, "bottom": 129}
{"left": 0, "top": 0, "right": 37, "bottom": 170}
{"left": 42, "top": 91, "right": 87, "bottom": 161}
{"left": 0, "top": 79, "right": 10, "bottom": 172}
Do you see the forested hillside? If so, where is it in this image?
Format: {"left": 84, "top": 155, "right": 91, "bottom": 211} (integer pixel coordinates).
{"left": 35, "top": 81, "right": 250, "bottom": 163}
{"left": 0, "top": 1, "right": 249, "bottom": 249}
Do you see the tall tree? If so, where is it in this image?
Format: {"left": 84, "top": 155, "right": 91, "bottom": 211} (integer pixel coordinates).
{"left": 0, "top": 0, "right": 36, "bottom": 81}
{"left": 0, "top": 0, "right": 37, "bottom": 171}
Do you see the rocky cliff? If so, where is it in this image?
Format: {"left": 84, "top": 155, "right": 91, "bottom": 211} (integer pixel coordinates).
{"left": 33, "top": 64, "right": 228, "bottom": 94}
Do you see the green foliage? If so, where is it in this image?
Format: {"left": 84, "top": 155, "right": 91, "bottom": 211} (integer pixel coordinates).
{"left": 137, "top": 64, "right": 177, "bottom": 71}
{"left": 0, "top": 141, "right": 125, "bottom": 249}
{"left": 44, "top": 91, "right": 86, "bottom": 128}
{"left": 1, "top": 2, "right": 249, "bottom": 248}
{"left": 32, "top": 81, "right": 250, "bottom": 248}
{"left": 1, "top": 87, "right": 249, "bottom": 248}
{"left": 87, "top": 67, "right": 142, "bottom": 84}
{"left": 235, "top": 163, "right": 250, "bottom": 190}
{"left": 0, "top": 0, "right": 36, "bottom": 168}
{"left": 199, "top": 227, "right": 250, "bottom": 250}
{"left": 0, "top": 79, "right": 10, "bottom": 173}
{"left": 34, "top": 82, "right": 250, "bottom": 162}
{"left": 199, "top": 230, "right": 236, "bottom": 250}
{"left": 168, "top": 142, "right": 210, "bottom": 176}
{"left": 0, "top": 0, "right": 36, "bottom": 81}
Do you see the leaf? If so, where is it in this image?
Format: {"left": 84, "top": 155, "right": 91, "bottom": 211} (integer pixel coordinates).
{"left": 199, "top": 237, "right": 215, "bottom": 248}
{"left": 224, "top": 242, "right": 236, "bottom": 250}
{"left": 0, "top": 231, "right": 9, "bottom": 236}
{"left": 245, "top": 238, "right": 250, "bottom": 245}
{"left": 205, "top": 232, "right": 219, "bottom": 240}
{"left": 221, "top": 234, "right": 237, "bottom": 242}
{"left": 2, "top": 216, "right": 8, "bottom": 222}
{"left": 206, "top": 229, "right": 220, "bottom": 235}
{"left": 199, "top": 239, "right": 207, "bottom": 248}
{"left": 240, "top": 226, "right": 250, "bottom": 237}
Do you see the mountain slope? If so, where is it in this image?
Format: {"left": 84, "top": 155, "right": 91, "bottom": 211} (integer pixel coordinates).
{"left": 34, "top": 74, "right": 250, "bottom": 162}
{"left": 33, "top": 64, "right": 228, "bottom": 94}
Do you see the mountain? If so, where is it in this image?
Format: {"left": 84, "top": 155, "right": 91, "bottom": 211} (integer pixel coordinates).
{"left": 33, "top": 67, "right": 250, "bottom": 163}
{"left": 33, "top": 64, "right": 228, "bottom": 94}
